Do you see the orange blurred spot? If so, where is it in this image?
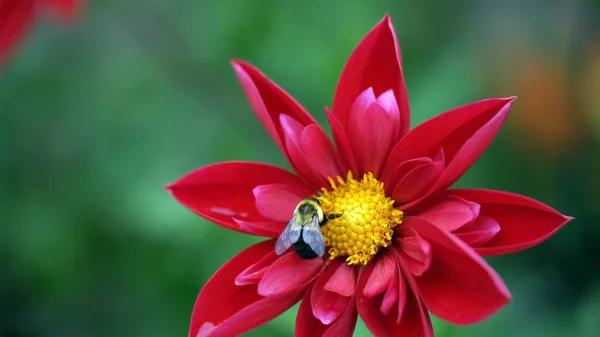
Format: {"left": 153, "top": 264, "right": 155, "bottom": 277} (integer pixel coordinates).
{"left": 581, "top": 42, "right": 600, "bottom": 138}
{"left": 508, "top": 53, "right": 578, "bottom": 155}
{"left": 44, "top": 0, "right": 83, "bottom": 22}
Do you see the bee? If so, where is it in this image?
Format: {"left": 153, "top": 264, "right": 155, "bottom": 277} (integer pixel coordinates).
{"left": 274, "top": 197, "right": 342, "bottom": 259}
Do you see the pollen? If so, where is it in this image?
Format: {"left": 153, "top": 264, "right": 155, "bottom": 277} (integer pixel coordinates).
{"left": 318, "top": 172, "right": 403, "bottom": 265}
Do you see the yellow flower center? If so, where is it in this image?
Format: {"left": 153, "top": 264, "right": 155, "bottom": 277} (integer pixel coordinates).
{"left": 318, "top": 172, "right": 403, "bottom": 265}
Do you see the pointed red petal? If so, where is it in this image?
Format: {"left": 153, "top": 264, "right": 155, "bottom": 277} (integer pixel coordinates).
{"left": 386, "top": 98, "right": 515, "bottom": 208}
{"left": 235, "top": 250, "right": 279, "bottom": 286}
{"left": 323, "top": 261, "right": 358, "bottom": 297}
{"left": 395, "top": 225, "right": 432, "bottom": 276}
{"left": 447, "top": 189, "right": 572, "bottom": 255}
{"left": 362, "top": 253, "right": 396, "bottom": 298}
{"left": 415, "top": 195, "right": 480, "bottom": 232}
{"left": 257, "top": 252, "right": 323, "bottom": 297}
{"left": 454, "top": 216, "right": 501, "bottom": 246}
{"left": 300, "top": 124, "right": 346, "bottom": 181}
{"left": 332, "top": 15, "right": 410, "bottom": 138}
{"left": 296, "top": 285, "right": 358, "bottom": 337}
{"left": 411, "top": 217, "right": 511, "bottom": 325}
{"left": 280, "top": 114, "right": 327, "bottom": 188}
{"left": 0, "top": 1, "right": 35, "bottom": 64}
{"left": 377, "top": 89, "right": 402, "bottom": 142}
{"left": 296, "top": 288, "right": 328, "bottom": 337}
{"left": 312, "top": 283, "right": 349, "bottom": 325}
{"left": 433, "top": 98, "right": 514, "bottom": 192}
{"left": 391, "top": 149, "right": 445, "bottom": 205}
{"left": 231, "top": 60, "right": 319, "bottom": 178}
{"left": 379, "top": 267, "right": 401, "bottom": 315}
{"left": 279, "top": 114, "right": 345, "bottom": 188}
{"left": 384, "top": 156, "right": 433, "bottom": 194}
{"left": 167, "top": 161, "right": 312, "bottom": 237}
{"left": 325, "top": 106, "right": 358, "bottom": 174}
{"left": 253, "top": 183, "right": 305, "bottom": 223}
{"left": 322, "top": 297, "right": 358, "bottom": 337}
{"left": 356, "top": 257, "right": 433, "bottom": 337}
{"left": 311, "top": 260, "right": 356, "bottom": 325}
{"left": 232, "top": 219, "right": 286, "bottom": 237}
{"left": 347, "top": 89, "right": 398, "bottom": 176}
{"left": 391, "top": 275, "right": 433, "bottom": 335}
{"left": 190, "top": 240, "right": 305, "bottom": 337}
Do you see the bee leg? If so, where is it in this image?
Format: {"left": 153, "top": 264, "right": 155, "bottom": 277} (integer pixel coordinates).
{"left": 320, "top": 213, "right": 343, "bottom": 227}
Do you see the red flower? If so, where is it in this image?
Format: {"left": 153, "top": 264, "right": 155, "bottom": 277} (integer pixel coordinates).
{"left": 0, "top": 0, "right": 81, "bottom": 66}
{"left": 168, "top": 14, "right": 572, "bottom": 337}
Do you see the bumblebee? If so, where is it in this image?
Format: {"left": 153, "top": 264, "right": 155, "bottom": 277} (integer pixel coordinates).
{"left": 274, "top": 198, "right": 342, "bottom": 259}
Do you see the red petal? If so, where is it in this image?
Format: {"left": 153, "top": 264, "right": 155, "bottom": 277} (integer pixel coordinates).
{"left": 411, "top": 217, "right": 511, "bottom": 325}
{"left": 300, "top": 124, "right": 346, "bottom": 181}
{"left": 45, "top": 0, "right": 81, "bottom": 21}
{"left": 235, "top": 250, "right": 279, "bottom": 286}
{"left": 190, "top": 240, "right": 305, "bottom": 337}
{"left": 395, "top": 225, "right": 432, "bottom": 276}
{"left": 384, "top": 156, "right": 431, "bottom": 193}
{"left": 386, "top": 97, "right": 515, "bottom": 208}
{"left": 362, "top": 252, "right": 396, "bottom": 298}
{"left": 0, "top": 1, "right": 35, "bottom": 64}
{"left": 311, "top": 260, "right": 356, "bottom": 325}
{"left": 415, "top": 195, "right": 480, "bottom": 232}
{"left": 433, "top": 99, "right": 514, "bottom": 192}
{"left": 357, "top": 258, "right": 433, "bottom": 337}
{"left": 322, "top": 298, "right": 358, "bottom": 337}
{"left": 325, "top": 107, "right": 358, "bottom": 175}
{"left": 280, "top": 114, "right": 326, "bottom": 187}
{"left": 232, "top": 60, "right": 316, "bottom": 146}
{"left": 323, "top": 261, "right": 358, "bottom": 297}
{"left": 394, "top": 267, "right": 433, "bottom": 335}
{"left": 348, "top": 87, "right": 376, "bottom": 125}
{"left": 347, "top": 88, "right": 398, "bottom": 176}
{"left": 332, "top": 15, "right": 410, "bottom": 138}
{"left": 377, "top": 89, "right": 402, "bottom": 142}
{"left": 394, "top": 262, "right": 407, "bottom": 323}
{"left": 232, "top": 219, "right": 285, "bottom": 236}
{"left": 312, "top": 287, "right": 349, "bottom": 325}
{"left": 253, "top": 183, "right": 304, "bottom": 223}
{"left": 391, "top": 149, "right": 445, "bottom": 205}
{"left": 167, "top": 161, "right": 312, "bottom": 237}
{"left": 447, "top": 189, "right": 572, "bottom": 255}
{"left": 379, "top": 267, "right": 401, "bottom": 315}
{"left": 296, "top": 285, "right": 358, "bottom": 337}
{"left": 454, "top": 216, "right": 501, "bottom": 246}
{"left": 231, "top": 60, "right": 318, "bottom": 174}
{"left": 257, "top": 252, "right": 323, "bottom": 297}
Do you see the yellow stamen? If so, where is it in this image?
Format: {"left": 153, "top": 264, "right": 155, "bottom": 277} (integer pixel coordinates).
{"left": 318, "top": 172, "right": 403, "bottom": 265}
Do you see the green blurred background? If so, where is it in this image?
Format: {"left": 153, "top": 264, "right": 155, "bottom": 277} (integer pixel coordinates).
{"left": 1, "top": 1, "right": 599, "bottom": 336}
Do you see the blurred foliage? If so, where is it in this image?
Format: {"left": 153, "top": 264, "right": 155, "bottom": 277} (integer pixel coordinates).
{"left": 1, "top": 0, "right": 599, "bottom": 336}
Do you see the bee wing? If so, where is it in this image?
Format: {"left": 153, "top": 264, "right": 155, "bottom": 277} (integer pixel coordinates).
{"left": 274, "top": 218, "right": 302, "bottom": 255}
{"left": 301, "top": 215, "right": 326, "bottom": 257}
